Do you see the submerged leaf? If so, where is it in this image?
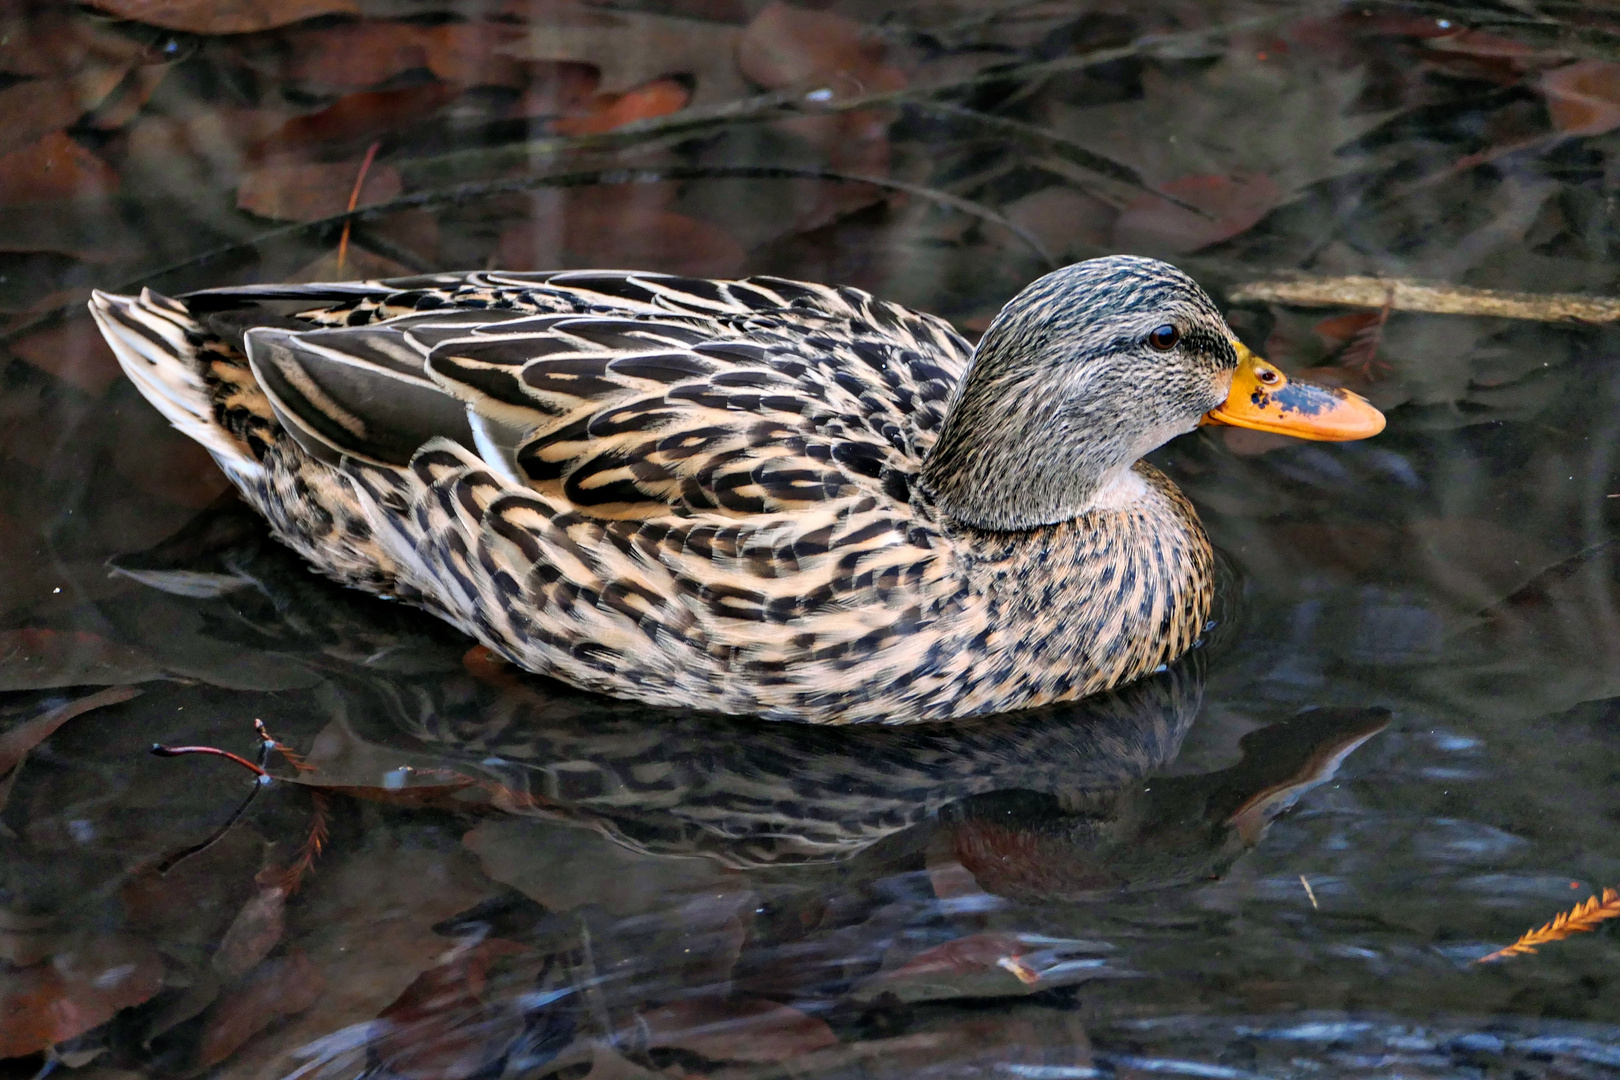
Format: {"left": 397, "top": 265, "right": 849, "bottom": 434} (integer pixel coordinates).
{"left": 84, "top": 0, "right": 360, "bottom": 35}
{"left": 237, "top": 159, "right": 403, "bottom": 223}
{"left": 638, "top": 997, "right": 838, "bottom": 1063}
{"left": 0, "top": 935, "right": 165, "bottom": 1057}
{"left": 199, "top": 949, "right": 325, "bottom": 1067}
{"left": 0, "top": 686, "right": 142, "bottom": 776}
{"left": 1113, "top": 173, "right": 1281, "bottom": 254}
{"left": 0, "top": 630, "right": 165, "bottom": 691}
{"left": 553, "top": 76, "right": 691, "bottom": 135}
{"left": 1541, "top": 60, "right": 1620, "bottom": 136}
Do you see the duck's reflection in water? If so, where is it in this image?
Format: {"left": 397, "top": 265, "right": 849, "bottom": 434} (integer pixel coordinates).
{"left": 112, "top": 502, "right": 1388, "bottom": 1079}
{"left": 286, "top": 653, "right": 1384, "bottom": 1079}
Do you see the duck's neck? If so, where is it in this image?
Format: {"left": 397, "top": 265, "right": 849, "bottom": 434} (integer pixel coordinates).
{"left": 921, "top": 381, "right": 1163, "bottom": 531}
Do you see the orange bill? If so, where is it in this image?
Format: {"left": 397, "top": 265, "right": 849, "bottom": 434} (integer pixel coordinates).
{"left": 1204, "top": 341, "right": 1385, "bottom": 440}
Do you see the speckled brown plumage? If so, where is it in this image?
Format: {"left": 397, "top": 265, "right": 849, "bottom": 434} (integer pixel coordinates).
{"left": 90, "top": 259, "right": 1238, "bottom": 723}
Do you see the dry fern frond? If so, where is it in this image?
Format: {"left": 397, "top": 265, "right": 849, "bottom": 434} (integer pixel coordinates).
{"left": 1479, "top": 888, "right": 1620, "bottom": 963}
{"left": 280, "top": 791, "right": 330, "bottom": 895}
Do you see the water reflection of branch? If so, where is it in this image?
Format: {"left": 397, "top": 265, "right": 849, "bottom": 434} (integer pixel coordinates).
{"left": 30, "top": 164, "right": 1053, "bottom": 314}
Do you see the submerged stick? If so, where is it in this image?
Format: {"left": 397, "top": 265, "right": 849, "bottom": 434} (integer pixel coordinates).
{"left": 1230, "top": 275, "right": 1620, "bottom": 323}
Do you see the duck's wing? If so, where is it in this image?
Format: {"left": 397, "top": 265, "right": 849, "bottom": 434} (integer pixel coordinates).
{"left": 217, "top": 272, "right": 974, "bottom": 522}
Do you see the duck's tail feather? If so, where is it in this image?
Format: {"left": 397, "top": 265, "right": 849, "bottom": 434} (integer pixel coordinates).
{"left": 88, "top": 288, "right": 265, "bottom": 479}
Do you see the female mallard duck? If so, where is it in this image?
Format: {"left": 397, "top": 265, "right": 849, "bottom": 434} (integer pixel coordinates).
{"left": 89, "top": 257, "right": 1382, "bottom": 723}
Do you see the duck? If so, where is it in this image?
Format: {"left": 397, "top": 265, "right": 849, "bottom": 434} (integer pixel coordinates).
{"left": 89, "top": 256, "right": 1383, "bottom": 723}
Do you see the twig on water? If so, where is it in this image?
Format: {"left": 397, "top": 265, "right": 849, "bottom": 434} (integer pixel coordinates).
{"left": 13, "top": 164, "right": 1054, "bottom": 324}
{"left": 1299, "top": 875, "right": 1319, "bottom": 910}
{"left": 149, "top": 724, "right": 279, "bottom": 872}
{"left": 150, "top": 742, "right": 271, "bottom": 780}
{"left": 1231, "top": 275, "right": 1620, "bottom": 323}
{"left": 336, "top": 141, "right": 381, "bottom": 275}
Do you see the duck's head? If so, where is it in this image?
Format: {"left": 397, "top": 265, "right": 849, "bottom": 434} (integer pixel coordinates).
{"left": 922, "top": 256, "right": 1384, "bottom": 530}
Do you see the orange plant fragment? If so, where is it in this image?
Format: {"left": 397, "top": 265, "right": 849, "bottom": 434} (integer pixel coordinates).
{"left": 1479, "top": 887, "right": 1620, "bottom": 962}
{"left": 554, "top": 77, "right": 692, "bottom": 135}
{"left": 1541, "top": 61, "right": 1620, "bottom": 137}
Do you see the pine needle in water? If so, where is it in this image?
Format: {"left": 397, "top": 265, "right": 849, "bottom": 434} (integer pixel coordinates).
{"left": 1478, "top": 888, "right": 1620, "bottom": 963}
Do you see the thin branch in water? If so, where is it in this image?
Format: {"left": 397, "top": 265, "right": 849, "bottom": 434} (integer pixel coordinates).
{"left": 336, "top": 141, "right": 382, "bottom": 275}
{"left": 1230, "top": 274, "right": 1620, "bottom": 322}
{"left": 33, "top": 163, "right": 1054, "bottom": 316}
{"left": 902, "top": 101, "right": 1208, "bottom": 214}
{"left": 151, "top": 742, "right": 271, "bottom": 779}
{"left": 150, "top": 732, "right": 275, "bottom": 873}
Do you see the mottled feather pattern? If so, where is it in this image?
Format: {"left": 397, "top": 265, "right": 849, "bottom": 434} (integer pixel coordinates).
{"left": 91, "top": 267, "right": 1217, "bottom": 723}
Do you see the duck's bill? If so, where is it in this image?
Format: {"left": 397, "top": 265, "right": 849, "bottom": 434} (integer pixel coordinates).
{"left": 1203, "top": 342, "right": 1385, "bottom": 441}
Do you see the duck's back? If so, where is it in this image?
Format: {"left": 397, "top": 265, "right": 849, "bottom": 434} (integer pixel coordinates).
{"left": 93, "top": 271, "right": 1011, "bottom": 721}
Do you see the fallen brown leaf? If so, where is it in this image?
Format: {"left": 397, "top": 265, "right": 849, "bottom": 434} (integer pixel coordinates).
{"left": 0, "top": 686, "right": 142, "bottom": 777}
{"left": 512, "top": 61, "right": 600, "bottom": 118}
{"left": 1113, "top": 172, "right": 1282, "bottom": 254}
{"left": 11, "top": 318, "right": 125, "bottom": 395}
{"left": 213, "top": 879, "right": 288, "bottom": 982}
{"left": 496, "top": 7, "right": 749, "bottom": 108}
{"left": 0, "top": 935, "right": 165, "bottom": 1058}
{"left": 1313, "top": 310, "right": 1384, "bottom": 344}
{"left": 0, "top": 131, "right": 118, "bottom": 205}
{"left": 0, "top": 72, "right": 126, "bottom": 158}
{"left": 499, "top": 186, "right": 744, "bottom": 278}
{"left": 200, "top": 950, "right": 325, "bottom": 1067}
{"left": 269, "top": 20, "right": 524, "bottom": 92}
{"left": 84, "top": 0, "right": 360, "bottom": 35}
{"left": 84, "top": 65, "right": 172, "bottom": 131}
{"left": 553, "top": 76, "right": 692, "bottom": 135}
{"left": 0, "top": 909, "right": 65, "bottom": 968}
{"left": 238, "top": 158, "right": 402, "bottom": 222}
{"left": 880, "top": 933, "right": 1030, "bottom": 982}
{"left": 997, "top": 185, "right": 1116, "bottom": 259}
{"left": 1541, "top": 60, "right": 1620, "bottom": 137}
{"left": 737, "top": 1, "right": 905, "bottom": 97}
{"left": 638, "top": 997, "right": 838, "bottom": 1063}
{"left": 113, "top": 412, "right": 234, "bottom": 507}
{"left": 0, "top": 629, "right": 166, "bottom": 691}
{"left": 258, "top": 84, "right": 457, "bottom": 157}
{"left": 369, "top": 939, "right": 530, "bottom": 1080}
{"left": 0, "top": 10, "right": 160, "bottom": 79}
{"left": 206, "top": 842, "right": 494, "bottom": 1080}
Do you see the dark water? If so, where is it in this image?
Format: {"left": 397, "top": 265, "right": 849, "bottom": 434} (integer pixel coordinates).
{"left": 3, "top": 1, "right": 1620, "bottom": 1078}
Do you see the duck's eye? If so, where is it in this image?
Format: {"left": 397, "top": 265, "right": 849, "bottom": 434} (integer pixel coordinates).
{"left": 1255, "top": 365, "right": 1281, "bottom": 386}
{"left": 1146, "top": 324, "right": 1180, "bottom": 351}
